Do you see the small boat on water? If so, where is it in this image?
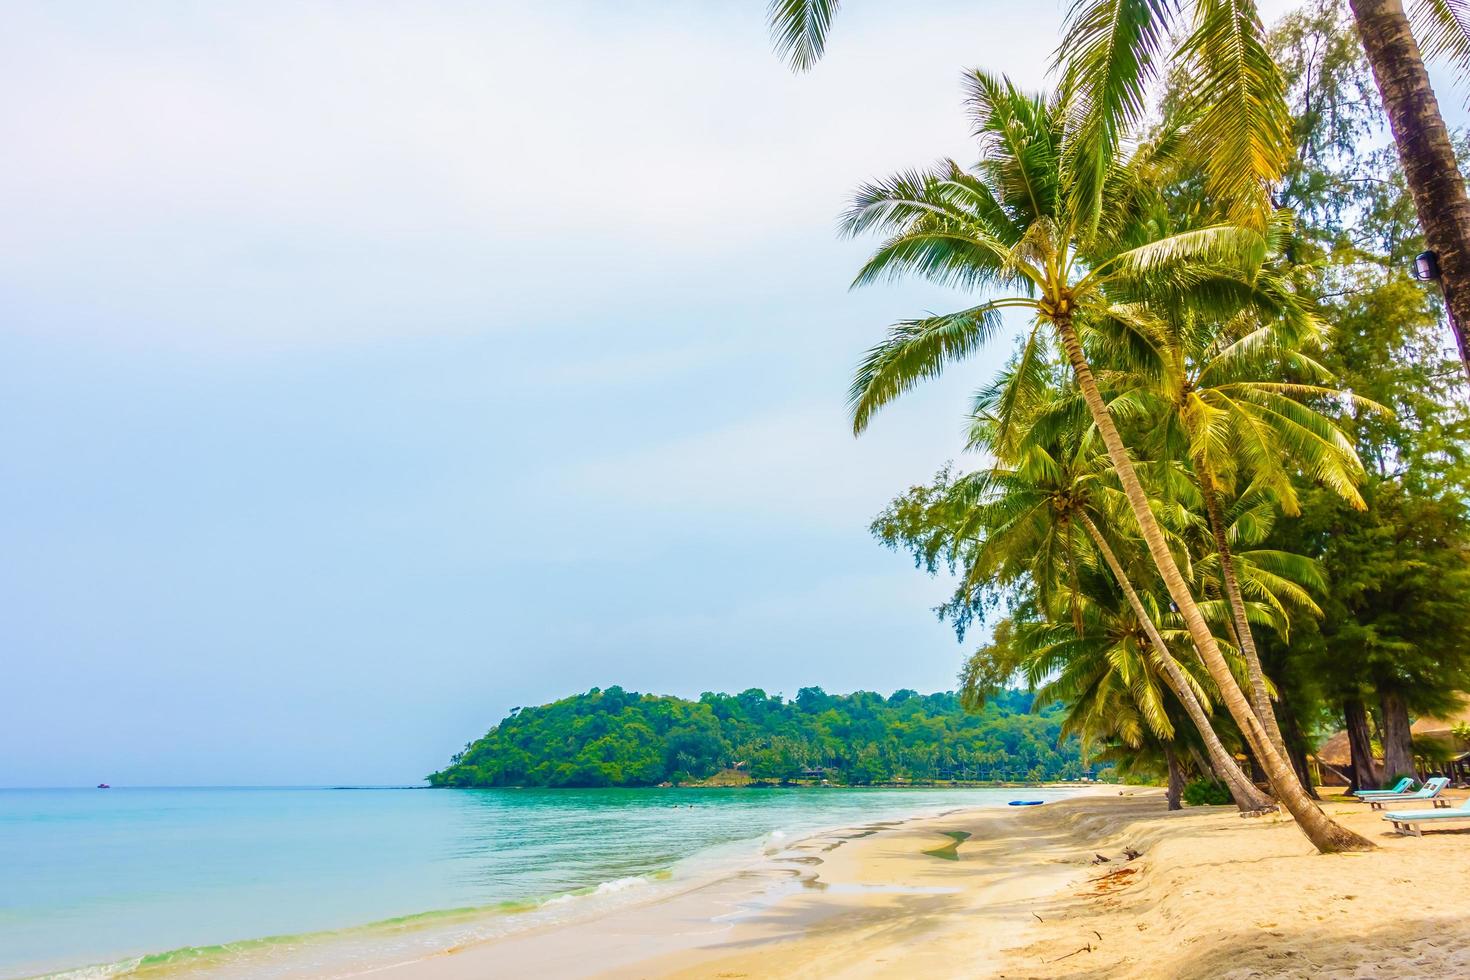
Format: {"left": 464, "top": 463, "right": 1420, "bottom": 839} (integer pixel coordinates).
{"left": 96, "top": 783, "right": 110, "bottom": 789}
{"left": 1008, "top": 800, "right": 1043, "bottom": 806}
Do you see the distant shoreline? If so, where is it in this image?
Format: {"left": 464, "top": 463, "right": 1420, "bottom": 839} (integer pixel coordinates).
{"left": 433, "top": 778, "right": 1108, "bottom": 791}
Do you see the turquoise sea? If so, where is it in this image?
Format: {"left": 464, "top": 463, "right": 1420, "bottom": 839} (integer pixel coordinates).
{"left": 1, "top": 785, "right": 1078, "bottom": 979}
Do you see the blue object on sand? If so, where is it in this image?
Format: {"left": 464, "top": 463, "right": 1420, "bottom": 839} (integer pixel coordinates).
{"left": 1008, "top": 800, "right": 1044, "bottom": 806}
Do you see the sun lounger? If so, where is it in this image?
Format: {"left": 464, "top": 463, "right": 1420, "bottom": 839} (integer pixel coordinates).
{"left": 1383, "top": 799, "right": 1470, "bottom": 836}
{"left": 1367, "top": 776, "right": 1451, "bottom": 810}
{"left": 1352, "top": 777, "right": 1415, "bottom": 798}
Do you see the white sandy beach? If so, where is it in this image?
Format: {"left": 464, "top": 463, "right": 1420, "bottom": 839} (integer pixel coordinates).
{"left": 347, "top": 787, "right": 1470, "bottom": 979}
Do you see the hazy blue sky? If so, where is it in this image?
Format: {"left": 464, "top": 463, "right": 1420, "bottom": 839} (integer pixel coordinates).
{"left": 2, "top": 0, "right": 1443, "bottom": 786}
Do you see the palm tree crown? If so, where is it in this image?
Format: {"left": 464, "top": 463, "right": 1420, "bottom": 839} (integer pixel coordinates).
{"left": 844, "top": 71, "right": 1267, "bottom": 437}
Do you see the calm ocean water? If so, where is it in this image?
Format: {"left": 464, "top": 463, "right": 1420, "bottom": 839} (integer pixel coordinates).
{"left": 1, "top": 785, "right": 1077, "bottom": 978}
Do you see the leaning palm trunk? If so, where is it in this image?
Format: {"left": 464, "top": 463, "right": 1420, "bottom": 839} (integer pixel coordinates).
{"left": 1077, "top": 512, "right": 1274, "bottom": 812}
{"left": 1193, "top": 464, "right": 1290, "bottom": 762}
{"left": 1348, "top": 0, "right": 1470, "bottom": 384}
{"left": 1054, "top": 314, "right": 1373, "bottom": 852}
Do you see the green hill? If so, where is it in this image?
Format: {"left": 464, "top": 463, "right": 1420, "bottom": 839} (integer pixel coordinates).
{"left": 429, "top": 686, "right": 1087, "bottom": 788}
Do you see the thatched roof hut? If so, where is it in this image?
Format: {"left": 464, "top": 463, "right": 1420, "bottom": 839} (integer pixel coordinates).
{"left": 1410, "top": 709, "right": 1470, "bottom": 737}
{"left": 1315, "top": 730, "right": 1353, "bottom": 769}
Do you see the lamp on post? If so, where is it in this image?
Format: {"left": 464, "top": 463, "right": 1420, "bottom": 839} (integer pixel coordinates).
{"left": 1410, "top": 250, "right": 1470, "bottom": 385}
{"left": 1412, "top": 251, "right": 1441, "bottom": 283}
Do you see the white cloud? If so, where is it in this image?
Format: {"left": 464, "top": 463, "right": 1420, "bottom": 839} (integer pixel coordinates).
{"left": 0, "top": 4, "right": 1059, "bottom": 233}
{"left": 0, "top": 0, "right": 1335, "bottom": 356}
{"left": 0, "top": 2, "right": 1067, "bottom": 350}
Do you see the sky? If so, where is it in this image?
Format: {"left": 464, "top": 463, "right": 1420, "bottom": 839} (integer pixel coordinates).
{"left": 0, "top": 0, "right": 1448, "bottom": 786}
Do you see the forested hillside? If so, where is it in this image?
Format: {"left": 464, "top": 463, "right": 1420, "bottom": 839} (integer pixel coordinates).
{"left": 429, "top": 686, "right": 1086, "bottom": 788}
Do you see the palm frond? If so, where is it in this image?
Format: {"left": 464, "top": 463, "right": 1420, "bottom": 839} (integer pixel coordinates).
{"left": 767, "top": 0, "right": 840, "bottom": 72}
{"left": 1054, "top": 0, "right": 1176, "bottom": 230}
{"left": 850, "top": 302, "right": 1020, "bottom": 433}
{"left": 852, "top": 229, "right": 1021, "bottom": 291}
{"left": 1174, "top": 0, "right": 1292, "bottom": 227}
{"left": 986, "top": 322, "right": 1055, "bottom": 457}
{"left": 1093, "top": 224, "right": 1267, "bottom": 283}
{"left": 1411, "top": 0, "right": 1470, "bottom": 89}
{"left": 964, "top": 69, "right": 1063, "bottom": 224}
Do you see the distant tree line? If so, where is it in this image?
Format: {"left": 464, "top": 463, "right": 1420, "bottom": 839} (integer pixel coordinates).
{"left": 429, "top": 686, "right": 1087, "bottom": 788}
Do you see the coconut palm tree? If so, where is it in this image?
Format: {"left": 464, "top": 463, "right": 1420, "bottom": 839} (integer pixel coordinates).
{"left": 1010, "top": 606, "right": 1175, "bottom": 755}
{"left": 974, "top": 573, "right": 1237, "bottom": 811}
{"left": 1076, "top": 510, "right": 1276, "bottom": 811}
{"left": 1105, "top": 291, "right": 1374, "bottom": 759}
{"left": 946, "top": 377, "right": 1276, "bottom": 806}
{"left": 1187, "top": 496, "right": 1330, "bottom": 651}
{"left": 844, "top": 71, "right": 1371, "bottom": 850}
{"left": 951, "top": 415, "right": 1276, "bottom": 811}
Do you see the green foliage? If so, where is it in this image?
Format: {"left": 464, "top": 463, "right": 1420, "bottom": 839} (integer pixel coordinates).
{"left": 1253, "top": 6, "right": 1470, "bottom": 747}
{"left": 847, "top": 64, "right": 1342, "bottom": 815}
{"left": 429, "top": 686, "right": 1086, "bottom": 788}
{"left": 764, "top": 2, "right": 1469, "bottom": 815}
{"left": 1181, "top": 778, "right": 1233, "bottom": 806}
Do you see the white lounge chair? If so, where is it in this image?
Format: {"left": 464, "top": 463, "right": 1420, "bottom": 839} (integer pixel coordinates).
{"left": 1383, "top": 798, "right": 1470, "bottom": 837}
{"left": 1367, "top": 776, "right": 1451, "bottom": 810}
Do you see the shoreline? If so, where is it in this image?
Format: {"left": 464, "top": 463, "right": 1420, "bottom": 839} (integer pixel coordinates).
{"left": 347, "top": 786, "right": 1470, "bottom": 979}
{"left": 315, "top": 786, "right": 1113, "bottom": 979}
{"left": 32, "top": 787, "right": 1088, "bottom": 980}
{"left": 41, "top": 785, "right": 1470, "bottom": 978}
{"left": 427, "top": 781, "right": 1106, "bottom": 792}
{"left": 348, "top": 787, "right": 1115, "bottom": 980}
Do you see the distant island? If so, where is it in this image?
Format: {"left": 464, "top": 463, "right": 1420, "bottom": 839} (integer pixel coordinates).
{"left": 429, "top": 686, "right": 1088, "bottom": 788}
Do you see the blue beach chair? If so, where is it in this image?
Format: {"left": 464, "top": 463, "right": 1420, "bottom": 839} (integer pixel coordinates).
{"left": 1352, "top": 776, "right": 1414, "bottom": 799}
{"left": 1383, "top": 797, "right": 1470, "bottom": 837}
{"left": 1366, "top": 776, "right": 1451, "bottom": 811}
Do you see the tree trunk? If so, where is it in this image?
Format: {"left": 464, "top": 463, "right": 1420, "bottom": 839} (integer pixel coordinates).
{"left": 1344, "top": 697, "right": 1381, "bottom": 792}
{"left": 1245, "top": 746, "right": 1267, "bottom": 786}
{"left": 1275, "top": 690, "right": 1321, "bottom": 800}
{"left": 1349, "top": 0, "right": 1470, "bottom": 383}
{"left": 1380, "top": 690, "right": 1417, "bottom": 781}
{"left": 1194, "top": 465, "right": 1290, "bottom": 761}
{"left": 1077, "top": 510, "right": 1273, "bottom": 811}
{"left": 1165, "top": 746, "right": 1185, "bottom": 811}
{"left": 1054, "top": 313, "right": 1373, "bottom": 852}
{"left": 1187, "top": 743, "right": 1213, "bottom": 780}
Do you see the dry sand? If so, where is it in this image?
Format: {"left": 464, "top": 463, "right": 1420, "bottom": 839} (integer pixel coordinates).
{"left": 359, "top": 788, "right": 1470, "bottom": 979}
